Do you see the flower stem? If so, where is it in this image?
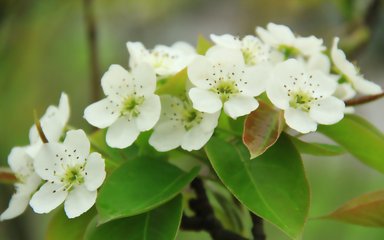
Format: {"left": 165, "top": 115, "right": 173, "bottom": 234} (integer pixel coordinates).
{"left": 33, "top": 110, "right": 48, "bottom": 143}
{"left": 344, "top": 92, "right": 384, "bottom": 106}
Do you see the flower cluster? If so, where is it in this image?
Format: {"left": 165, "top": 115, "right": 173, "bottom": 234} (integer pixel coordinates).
{"left": 1, "top": 94, "right": 106, "bottom": 220}
{"left": 2, "top": 23, "right": 382, "bottom": 221}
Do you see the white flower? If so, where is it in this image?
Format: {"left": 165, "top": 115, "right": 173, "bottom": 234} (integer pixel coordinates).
{"left": 188, "top": 46, "right": 269, "bottom": 119}
{"left": 27, "top": 92, "right": 70, "bottom": 157}
{"left": 267, "top": 59, "right": 345, "bottom": 133}
{"left": 256, "top": 23, "right": 325, "bottom": 58}
{"left": 84, "top": 64, "right": 161, "bottom": 148}
{"left": 331, "top": 37, "right": 382, "bottom": 96}
{"left": 127, "top": 41, "right": 196, "bottom": 78}
{"left": 210, "top": 34, "right": 283, "bottom": 66}
{"left": 0, "top": 147, "right": 41, "bottom": 221}
{"left": 149, "top": 95, "right": 219, "bottom": 151}
{"left": 30, "top": 130, "right": 105, "bottom": 219}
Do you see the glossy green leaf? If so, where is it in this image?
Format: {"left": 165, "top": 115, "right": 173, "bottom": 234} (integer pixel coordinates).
{"left": 318, "top": 114, "right": 384, "bottom": 173}
{"left": 324, "top": 190, "right": 384, "bottom": 227}
{"left": 290, "top": 137, "right": 345, "bottom": 156}
{"left": 46, "top": 208, "right": 96, "bottom": 240}
{"left": 205, "top": 134, "right": 309, "bottom": 239}
{"left": 86, "top": 195, "right": 182, "bottom": 240}
{"left": 96, "top": 157, "right": 199, "bottom": 223}
{"left": 243, "top": 101, "right": 284, "bottom": 159}
{"left": 156, "top": 68, "right": 188, "bottom": 97}
{"left": 196, "top": 34, "right": 213, "bottom": 55}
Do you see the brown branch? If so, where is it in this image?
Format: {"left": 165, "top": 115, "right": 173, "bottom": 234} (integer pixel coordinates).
{"left": 0, "top": 168, "right": 17, "bottom": 184}
{"left": 34, "top": 110, "right": 48, "bottom": 143}
{"left": 344, "top": 92, "right": 384, "bottom": 106}
{"left": 181, "top": 178, "right": 248, "bottom": 240}
{"left": 83, "top": 0, "right": 101, "bottom": 102}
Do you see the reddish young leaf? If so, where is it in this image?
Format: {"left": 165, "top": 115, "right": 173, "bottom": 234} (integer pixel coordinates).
{"left": 324, "top": 190, "right": 384, "bottom": 227}
{"left": 243, "top": 101, "right": 284, "bottom": 159}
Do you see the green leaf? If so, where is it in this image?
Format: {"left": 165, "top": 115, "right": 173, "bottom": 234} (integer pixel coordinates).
{"left": 156, "top": 68, "right": 188, "bottom": 97}
{"left": 196, "top": 34, "right": 213, "bottom": 55}
{"left": 86, "top": 195, "right": 182, "bottom": 240}
{"left": 290, "top": 137, "right": 345, "bottom": 156}
{"left": 205, "top": 134, "right": 309, "bottom": 239}
{"left": 46, "top": 208, "right": 96, "bottom": 240}
{"left": 323, "top": 190, "right": 384, "bottom": 227}
{"left": 96, "top": 157, "right": 199, "bottom": 223}
{"left": 318, "top": 114, "right": 384, "bottom": 173}
{"left": 243, "top": 101, "right": 284, "bottom": 159}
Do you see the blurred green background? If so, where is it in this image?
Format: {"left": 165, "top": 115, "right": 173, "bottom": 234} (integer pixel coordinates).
{"left": 1, "top": 0, "right": 384, "bottom": 239}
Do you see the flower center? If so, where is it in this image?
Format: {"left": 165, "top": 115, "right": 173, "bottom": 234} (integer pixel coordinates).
{"left": 121, "top": 95, "right": 144, "bottom": 117}
{"left": 242, "top": 49, "right": 256, "bottom": 66}
{"left": 278, "top": 45, "right": 300, "bottom": 59}
{"left": 182, "top": 107, "right": 203, "bottom": 130}
{"left": 212, "top": 80, "right": 239, "bottom": 101}
{"left": 289, "top": 90, "right": 314, "bottom": 112}
{"left": 62, "top": 165, "right": 84, "bottom": 190}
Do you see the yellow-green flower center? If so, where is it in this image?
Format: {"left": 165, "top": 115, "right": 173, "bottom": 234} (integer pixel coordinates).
{"left": 62, "top": 165, "right": 84, "bottom": 190}
{"left": 278, "top": 45, "right": 300, "bottom": 59}
{"left": 182, "top": 105, "right": 203, "bottom": 130}
{"left": 289, "top": 90, "right": 314, "bottom": 112}
{"left": 242, "top": 49, "right": 256, "bottom": 66}
{"left": 121, "top": 95, "right": 144, "bottom": 117}
{"left": 212, "top": 80, "right": 239, "bottom": 102}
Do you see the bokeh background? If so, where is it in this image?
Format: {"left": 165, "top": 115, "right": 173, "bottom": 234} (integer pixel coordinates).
{"left": 1, "top": 0, "right": 384, "bottom": 239}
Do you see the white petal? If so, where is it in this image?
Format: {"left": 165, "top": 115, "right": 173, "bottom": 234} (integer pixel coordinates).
{"left": 83, "top": 98, "right": 120, "bottom": 128}
{"left": 294, "top": 36, "right": 325, "bottom": 56}
{"left": 331, "top": 38, "right": 356, "bottom": 77}
{"left": 135, "top": 95, "right": 161, "bottom": 131}
{"left": 34, "top": 143, "right": 65, "bottom": 182}
{"left": 127, "top": 42, "right": 149, "bottom": 69}
{"left": 58, "top": 92, "right": 70, "bottom": 125}
{"left": 132, "top": 63, "right": 157, "bottom": 96}
{"left": 352, "top": 77, "right": 382, "bottom": 95}
{"left": 38, "top": 106, "right": 64, "bottom": 142}
{"left": 256, "top": 26, "right": 278, "bottom": 46}
{"left": 308, "top": 71, "right": 337, "bottom": 98}
{"left": 8, "top": 147, "right": 32, "bottom": 175}
{"left": 30, "top": 182, "right": 68, "bottom": 214}
{"left": 106, "top": 117, "right": 140, "bottom": 149}
{"left": 267, "top": 23, "right": 295, "bottom": 44}
{"left": 84, "top": 152, "right": 106, "bottom": 191}
{"left": 334, "top": 83, "right": 356, "bottom": 100}
{"left": 181, "top": 127, "right": 214, "bottom": 151}
{"left": 149, "top": 122, "right": 185, "bottom": 152}
{"left": 189, "top": 88, "right": 222, "bottom": 113}
{"left": 1, "top": 193, "right": 30, "bottom": 221}
{"left": 199, "top": 111, "right": 220, "bottom": 132}
{"left": 206, "top": 46, "right": 245, "bottom": 66}
{"left": 223, "top": 95, "right": 259, "bottom": 119}
{"left": 171, "top": 41, "right": 196, "bottom": 55}
{"left": 284, "top": 108, "right": 317, "bottom": 133}
{"left": 101, "top": 64, "right": 133, "bottom": 100}
{"left": 307, "top": 54, "right": 330, "bottom": 73}
{"left": 187, "top": 55, "right": 215, "bottom": 89}
{"left": 310, "top": 97, "right": 345, "bottom": 125}
{"left": 63, "top": 130, "right": 90, "bottom": 163}
{"left": 239, "top": 64, "right": 270, "bottom": 96}
{"left": 210, "top": 34, "right": 241, "bottom": 49}
{"left": 64, "top": 186, "right": 97, "bottom": 219}
{"left": 266, "top": 81, "right": 290, "bottom": 110}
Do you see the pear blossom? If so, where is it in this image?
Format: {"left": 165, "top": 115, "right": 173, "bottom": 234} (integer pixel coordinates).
{"left": 0, "top": 147, "right": 41, "bottom": 221}
{"left": 30, "top": 130, "right": 105, "bottom": 218}
{"left": 210, "top": 34, "right": 283, "bottom": 66}
{"left": 149, "top": 95, "right": 220, "bottom": 151}
{"left": 256, "top": 23, "right": 325, "bottom": 59}
{"left": 27, "top": 92, "right": 70, "bottom": 157}
{"left": 84, "top": 63, "right": 161, "bottom": 148}
{"left": 331, "top": 37, "right": 382, "bottom": 96}
{"left": 127, "top": 41, "right": 196, "bottom": 78}
{"left": 267, "top": 59, "right": 345, "bottom": 133}
{"left": 188, "top": 46, "right": 269, "bottom": 119}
